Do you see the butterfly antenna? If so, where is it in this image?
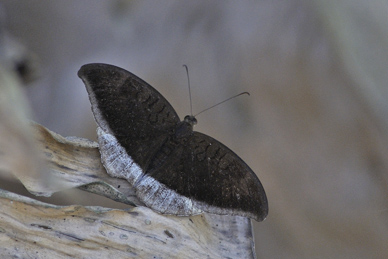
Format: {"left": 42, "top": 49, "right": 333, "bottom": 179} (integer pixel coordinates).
{"left": 194, "top": 92, "right": 250, "bottom": 117}
{"left": 183, "top": 65, "right": 193, "bottom": 116}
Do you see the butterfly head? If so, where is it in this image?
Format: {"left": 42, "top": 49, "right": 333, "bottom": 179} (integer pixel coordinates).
{"left": 184, "top": 115, "right": 197, "bottom": 127}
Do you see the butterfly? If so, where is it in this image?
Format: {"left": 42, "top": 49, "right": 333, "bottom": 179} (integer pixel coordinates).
{"left": 78, "top": 63, "right": 268, "bottom": 221}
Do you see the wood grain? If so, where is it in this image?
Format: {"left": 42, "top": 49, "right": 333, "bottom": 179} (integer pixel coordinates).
{"left": 0, "top": 123, "right": 256, "bottom": 258}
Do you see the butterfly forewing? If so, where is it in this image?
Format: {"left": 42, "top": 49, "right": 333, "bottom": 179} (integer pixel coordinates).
{"left": 78, "top": 63, "right": 180, "bottom": 168}
{"left": 145, "top": 131, "right": 268, "bottom": 221}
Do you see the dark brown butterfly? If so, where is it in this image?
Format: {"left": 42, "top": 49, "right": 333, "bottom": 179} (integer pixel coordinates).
{"left": 78, "top": 63, "right": 268, "bottom": 221}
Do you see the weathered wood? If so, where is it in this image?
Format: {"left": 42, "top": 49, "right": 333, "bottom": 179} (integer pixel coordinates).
{"left": 30, "top": 122, "right": 141, "bottom": 206}
{"left": 0, "top": 123, "right": 257, "bottom": 258}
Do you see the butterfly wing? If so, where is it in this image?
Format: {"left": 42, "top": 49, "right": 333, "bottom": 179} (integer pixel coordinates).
{"left": 139, "top": 131, "right": 268, "bottom": 221}
{"left": 78, "top": 63, "right": 180, "bottom": 170}
{"left": 189, "top": 132, "right": 268, "bottom": 221}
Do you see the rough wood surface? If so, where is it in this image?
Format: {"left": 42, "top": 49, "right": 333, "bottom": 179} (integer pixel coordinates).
{"left": 0, "top": 123, "right": 256, "bottom": 259}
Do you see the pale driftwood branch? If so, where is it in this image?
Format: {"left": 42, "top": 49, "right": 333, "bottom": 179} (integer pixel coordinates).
{"left": 0, "top": 123, "right": 256, "bottom": 258}
{"left": 30, "top": 122, "right": 142, "bottom": 206}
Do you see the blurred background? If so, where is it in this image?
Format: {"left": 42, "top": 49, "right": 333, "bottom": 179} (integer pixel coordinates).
{"left": 1, "top": 1, "right": 388, "bottom": 258}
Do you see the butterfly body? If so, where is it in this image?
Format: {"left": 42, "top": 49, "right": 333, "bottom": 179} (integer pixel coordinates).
{"left": 78, "top": 63, "right": 268, "bottom": 221}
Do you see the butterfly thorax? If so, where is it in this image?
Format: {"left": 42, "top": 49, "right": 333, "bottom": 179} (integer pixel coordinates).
{"left": 175, "top": 115, "right": 197, "bottom": 139}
